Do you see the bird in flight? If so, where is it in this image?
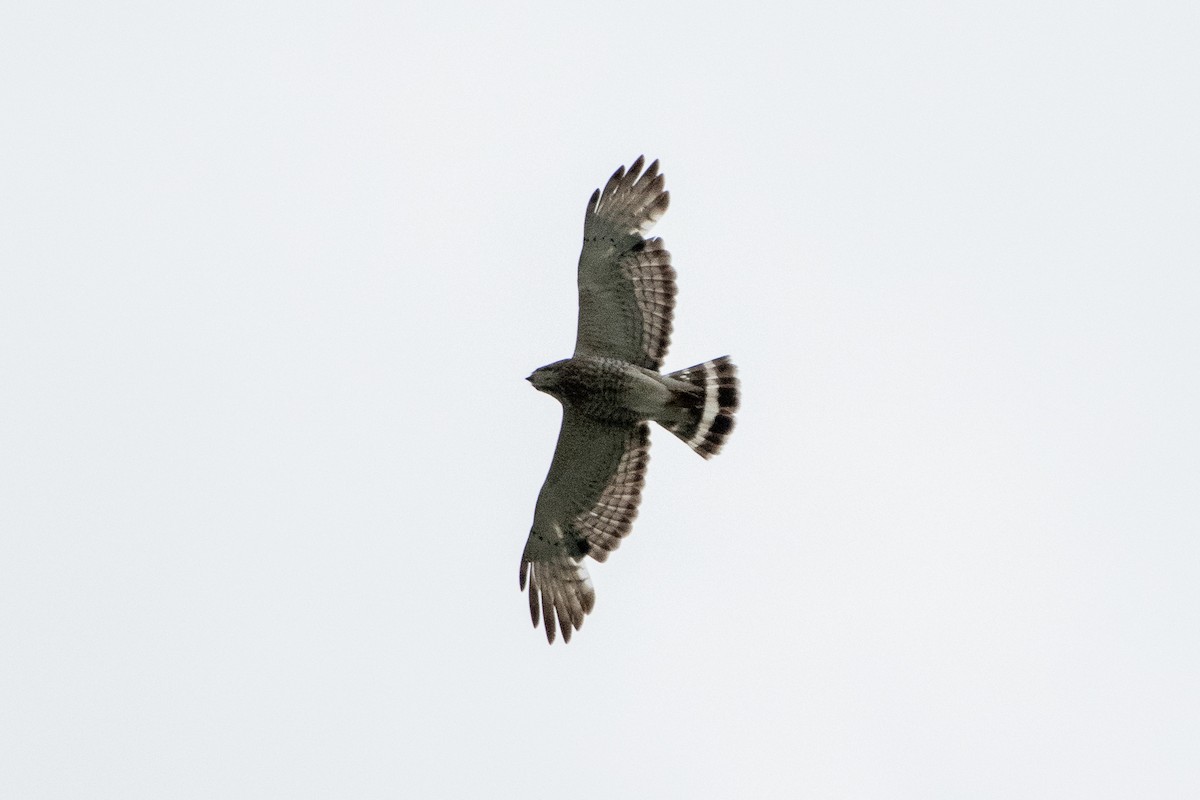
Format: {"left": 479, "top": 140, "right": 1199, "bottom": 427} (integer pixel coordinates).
{"left": 520, "top": 156, "right": 740, "bottom": 643}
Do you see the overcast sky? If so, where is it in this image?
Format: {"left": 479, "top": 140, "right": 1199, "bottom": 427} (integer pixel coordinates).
{"left": 3, "top": 2, "right": 1198, "bottom": 798}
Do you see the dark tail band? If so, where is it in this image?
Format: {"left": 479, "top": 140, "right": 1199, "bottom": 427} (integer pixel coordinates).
{"left": 661, "top": 356, "right": 739, "bottom": 458}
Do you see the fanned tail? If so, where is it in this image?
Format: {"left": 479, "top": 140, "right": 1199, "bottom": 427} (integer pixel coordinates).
{"left": 661, "top": 356, "right": 740, "bottom": 458}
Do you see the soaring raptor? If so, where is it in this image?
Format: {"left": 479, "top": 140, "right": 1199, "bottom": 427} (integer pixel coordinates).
{"left": 520, "top": 156, "right": 740, "bottom": 643}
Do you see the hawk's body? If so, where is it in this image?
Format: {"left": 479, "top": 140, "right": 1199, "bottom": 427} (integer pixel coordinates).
{"left": 520, "top": 157, "right": 739, "bottom": 643}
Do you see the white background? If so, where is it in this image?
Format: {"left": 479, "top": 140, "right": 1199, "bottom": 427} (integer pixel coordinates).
{"left": 3, "top": 2, "right": 1198, "bottom": 797}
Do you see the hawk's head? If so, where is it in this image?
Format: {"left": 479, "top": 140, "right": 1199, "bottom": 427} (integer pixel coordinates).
{"left": 527, "top": 360, "right": 568, "bottom": 398}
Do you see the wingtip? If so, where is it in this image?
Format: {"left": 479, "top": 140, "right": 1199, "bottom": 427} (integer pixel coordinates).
{"left": 524, "top": 562, "right": 540, "bottom": 628}
{"left": 541, "top": 589, "right": 556, "bottom": 643}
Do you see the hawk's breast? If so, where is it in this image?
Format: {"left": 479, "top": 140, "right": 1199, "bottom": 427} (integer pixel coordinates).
{"left": 551, "top": 356, "right": 666, "bottom": 425}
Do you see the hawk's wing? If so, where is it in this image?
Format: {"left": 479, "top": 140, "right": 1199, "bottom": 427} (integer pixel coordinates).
{"left": 520, "top": 411, "right": 650, "bottom": 643}
{"left": 574, "top": 156, "right": 676, "bottom": 371}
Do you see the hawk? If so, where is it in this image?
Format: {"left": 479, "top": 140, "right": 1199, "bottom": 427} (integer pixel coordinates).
{"left": 519, "top": 156, "right": 740, "bottom": 643}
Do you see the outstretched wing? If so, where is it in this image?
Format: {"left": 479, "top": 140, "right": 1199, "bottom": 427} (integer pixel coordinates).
{"left": 574, "top": 156, "right": 676, "bottom": 371}
{"left": 520, "top": 412, "right": 651, "bottom": 643}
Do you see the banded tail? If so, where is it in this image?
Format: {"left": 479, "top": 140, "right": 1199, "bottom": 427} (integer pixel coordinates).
{"left": 661, "top": 356, "right": 740, "bottom": 458}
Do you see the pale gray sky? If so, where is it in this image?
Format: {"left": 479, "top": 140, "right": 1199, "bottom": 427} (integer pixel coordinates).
{"left": 2, "top": 2, "right": 1198, "bottom": 798}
